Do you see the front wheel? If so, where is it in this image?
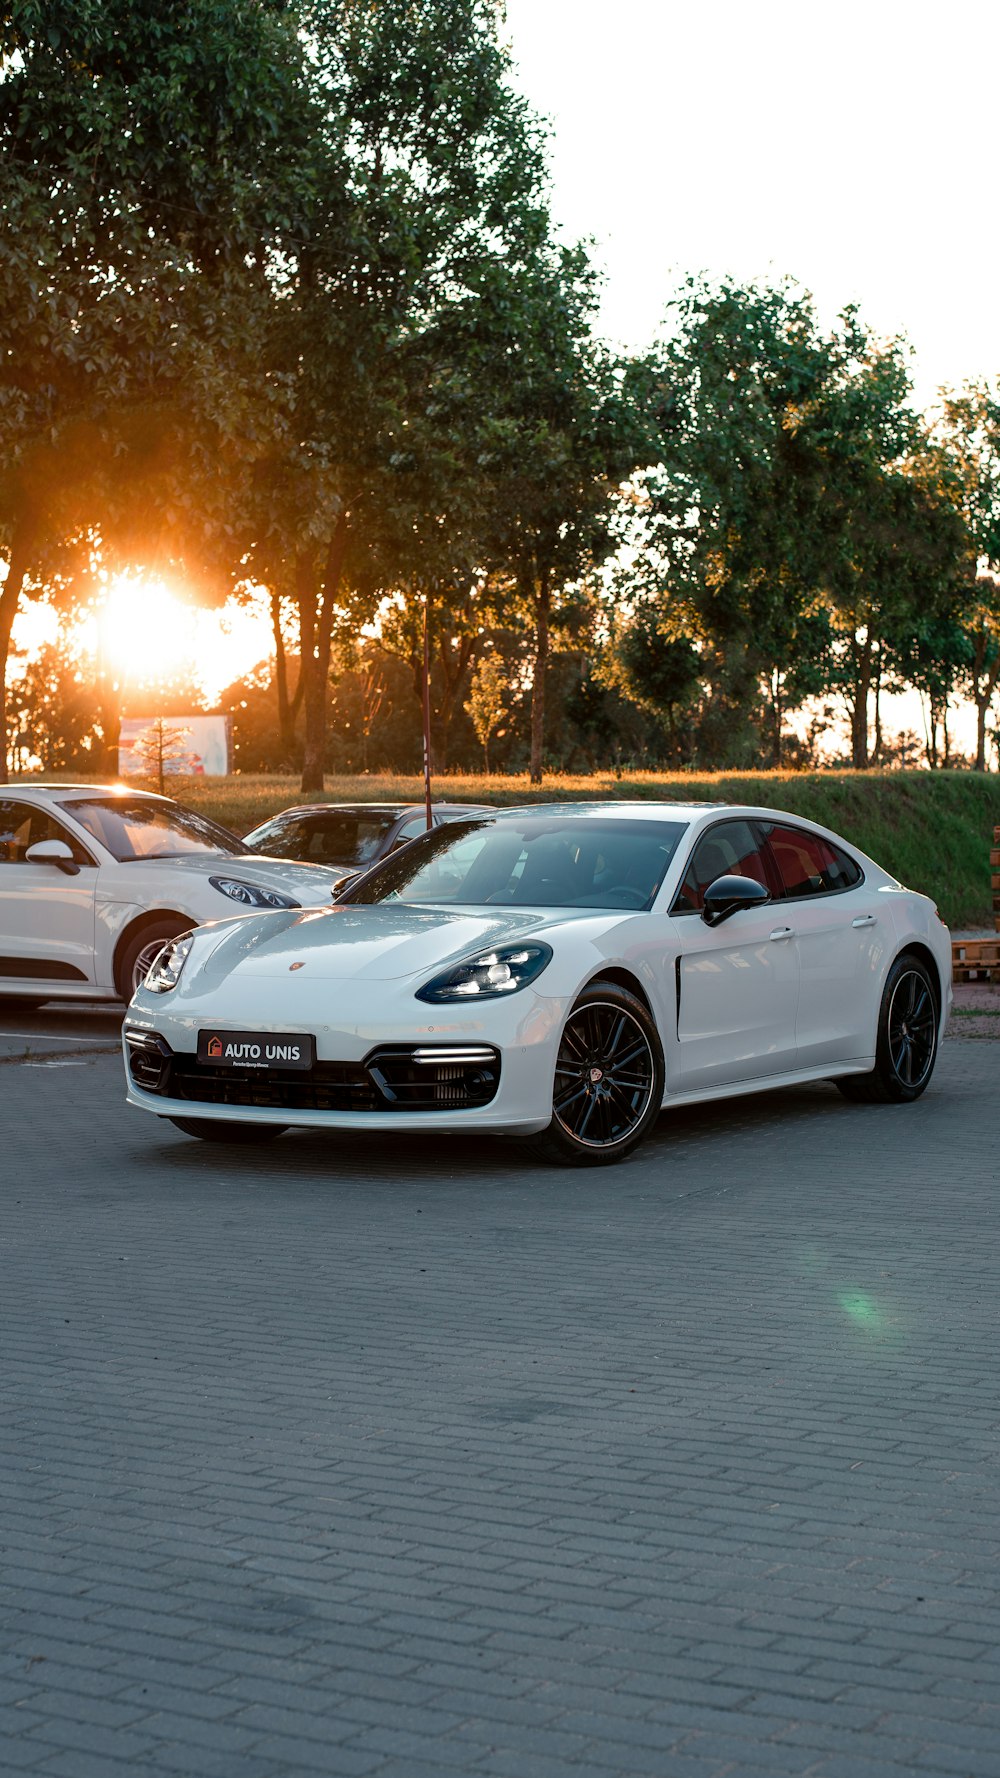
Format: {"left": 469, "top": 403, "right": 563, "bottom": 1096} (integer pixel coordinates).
{"left": 835, "top": 954, "right": 939, "bottom": 1104}
{"left": 117, "top": 918, "right": 192, "bottom": 1000}
{"left": 168, "top": 1118, "right": 288, "bottom": 1144}
{"left": 528, "top": 982, "right": 664, "bottom": 1166}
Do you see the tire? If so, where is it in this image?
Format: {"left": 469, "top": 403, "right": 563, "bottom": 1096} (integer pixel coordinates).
{"left": 528, "top": 981, "right": 664, "bottom": 1166}
{"left": 116, "top": 918, "right": 191, "bottom": 1000}
{"left": 168, "top": 1117, "right": 288, "bottom": 1144}
{"left": 835, "top": 953, "right": 939, "bottom": 1104}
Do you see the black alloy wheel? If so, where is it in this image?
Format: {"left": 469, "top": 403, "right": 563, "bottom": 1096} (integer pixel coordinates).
{"left": 836, "top": 953, "right": 939, "bottom": 1104}
{"left": 530, "top": 981, "right": 664, "bottom": 1166}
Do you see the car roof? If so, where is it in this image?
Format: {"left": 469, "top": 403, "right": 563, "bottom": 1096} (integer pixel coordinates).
{"left": 257, "top": 802, "right": 492, "bottom": 821}
{"left": 482, "top": 801, "right": 727, "bottom": 821}
{"left": 6, "top": 783, "right": 170, "bottom": 803}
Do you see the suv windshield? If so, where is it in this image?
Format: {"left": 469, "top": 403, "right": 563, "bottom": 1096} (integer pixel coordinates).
{"left": 58, "top": 797, "right": 248, "bottom": 862}
{"left": 344, "top": 817, "right": 687, "bottom": 910}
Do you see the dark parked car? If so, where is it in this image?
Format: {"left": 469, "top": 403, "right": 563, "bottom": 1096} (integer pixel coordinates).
{"left": 243, "top": 802, "right": 492, "bottom": 883}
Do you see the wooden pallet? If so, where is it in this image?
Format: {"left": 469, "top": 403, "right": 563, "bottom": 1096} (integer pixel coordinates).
{"left": 953, "top": 938, "right": 1000, "bottom": 984}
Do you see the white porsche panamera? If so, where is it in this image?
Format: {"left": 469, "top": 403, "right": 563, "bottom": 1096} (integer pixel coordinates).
{"left": 122, "top": 801, "right": 952, "bottom": 1165}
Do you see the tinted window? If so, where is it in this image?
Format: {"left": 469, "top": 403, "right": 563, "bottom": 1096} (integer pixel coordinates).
{"left": 394, "top": 817, "right": 428, "bottom": 845}
{"left": 60, "top": 797, "right": 246, "bottom": 861}
{"left": 346, "top": 817, "right": 687, "bottom": 910}
{"left": 0, "top": 801, "right": 92, "bottom": 866}
{"left": 248, "top": 812, "right": 396, "bottom": 865}
{"left": 761, "top": 823, "right": 862, "bottom": 898}
{"left": 673, "top": 820, "right": 773, "bottom": 914}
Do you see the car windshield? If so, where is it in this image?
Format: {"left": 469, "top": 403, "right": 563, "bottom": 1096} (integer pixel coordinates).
{"left": 246, "top": 811, "right": 398, "bottom": 865}
{"left": 344, "top": 816, "right": 687, "bottom": 910}
{"left": 58, "top": 797, "right": 248, "bottom": 862}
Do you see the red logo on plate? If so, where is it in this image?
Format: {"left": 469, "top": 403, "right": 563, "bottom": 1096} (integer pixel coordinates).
{"left": 207, "top": 1035, "right": 223, "bottom": 1058}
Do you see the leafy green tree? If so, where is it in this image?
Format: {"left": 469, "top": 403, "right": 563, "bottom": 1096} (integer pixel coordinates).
{"left": 465, "top": 648, "right": 508, "bottom": 772}
{"left": 935, "top": 383, "right": 1000, "bottom": 769}
{"left": 636, "top": 278, "right": 967, "bottom": 768}
{"left": 0, "top": 0, "right": 315, "bottom": 779}
{"left": 238, "top": 0, "right": 552, "bottom": 792}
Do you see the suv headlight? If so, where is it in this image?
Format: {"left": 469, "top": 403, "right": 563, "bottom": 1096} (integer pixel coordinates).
{"left": 144, "top": 933, "right": 195, "bottom": 994}
{"left": 416, "top": 943, "right": 552, "bottom": 1004}
{"left": 209, "top": 877, "right": 300, "bottom": 910}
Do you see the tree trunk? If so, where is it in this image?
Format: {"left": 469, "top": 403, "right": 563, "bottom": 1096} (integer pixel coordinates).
{"left": 770, "top": 670, "right": 783, "bottom": 769}
{"left": 971, "top": 629, "right": 1000, "bottom": 772}
{"left": 0, "top": 537, "right": 31, "bottom": 785}
{"left": 299, "top": 514, "right": 348, "bottom": 795}
{"left": 849, "top": 632, "right": 873, "bottom": 769}
{"left": 529, "top": 565, "right": 550, "bottom": 785}
{"left": 270, "top": 591, "right": 303, "bottom": 758}
{"left": 432, "top": 632, "right": 476, "bottom": 774}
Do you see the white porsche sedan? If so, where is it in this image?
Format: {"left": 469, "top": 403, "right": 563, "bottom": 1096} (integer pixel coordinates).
{"left": 0, "top": 785, "right": 346, "bottom": 1003}
{"left": 122, "top": 801, "right": 952, "bottom": 1165}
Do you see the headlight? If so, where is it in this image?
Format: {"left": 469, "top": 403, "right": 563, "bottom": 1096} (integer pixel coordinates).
{"left": 209, "top": 877, "right": 300, "bottom": 910}
{"left": 144, "top": 933, "right": 195, "bottom": 994}
{"left": 416, "top": 943, "right": 552, "bottom": 1004}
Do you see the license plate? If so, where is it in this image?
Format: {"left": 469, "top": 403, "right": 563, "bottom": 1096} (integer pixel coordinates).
{"left": 197, "top": 1030, "right": 315, "bottom": 1071}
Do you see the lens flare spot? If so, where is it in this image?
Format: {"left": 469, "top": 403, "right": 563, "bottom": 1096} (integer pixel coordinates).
{"left": 837, "top": 1290, "right": 884, "bottom": 1333}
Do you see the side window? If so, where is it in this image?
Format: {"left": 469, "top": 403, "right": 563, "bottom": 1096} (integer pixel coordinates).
{"left": 0, "top": 801, "right": 91, "bottom": 866}
{"left": 672, "top": 820, "right": 772, "bottom": 914}
{"left": 762, "top": 823, "right": 862, "bottom": 898}
{"left": 393, "top": 817, "right": 427, "bottom": 847}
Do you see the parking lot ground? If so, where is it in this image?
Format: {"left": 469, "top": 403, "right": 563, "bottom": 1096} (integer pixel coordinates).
{"left": 2, "top": 1038, "right": 999, "bottom": 1777}
{"left": 0, "top": 1000, "right": 122, "bottom": 1062}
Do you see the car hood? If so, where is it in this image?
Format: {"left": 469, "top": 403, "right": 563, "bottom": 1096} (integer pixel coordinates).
{"left": 192, "top": 903, "right": 577, "bottom": 984}
{"left": 114, "top": 853, "right": 341, "bottom": 902}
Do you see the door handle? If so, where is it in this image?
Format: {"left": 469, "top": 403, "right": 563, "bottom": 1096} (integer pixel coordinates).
{"left": 851, "top": 914, "right": 878, "bottom": 928}
{"left": 769, "top": 927, "right": 794, "bottom": 941}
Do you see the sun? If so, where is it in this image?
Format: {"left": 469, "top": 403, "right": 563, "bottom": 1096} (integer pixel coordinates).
{"left": 99, "top": 576, "right": 195, "bottom": 685}
{"left": 92, "top": 574, "right": 273, "bottom": 704}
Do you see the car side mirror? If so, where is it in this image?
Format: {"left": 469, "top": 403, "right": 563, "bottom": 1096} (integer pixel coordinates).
{"left": 331, "top": 870, "right": 360, "bottom": 899}
{"left": 702, "top": 874, "right": 770, "bottom": 927}
{"left": 24, "top": 839, "right": 80, "bottom": 876}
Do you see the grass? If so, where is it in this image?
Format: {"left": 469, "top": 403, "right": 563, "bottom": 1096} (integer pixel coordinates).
{"left": 21, "top": 767, "right": 1000, "bottom": 930}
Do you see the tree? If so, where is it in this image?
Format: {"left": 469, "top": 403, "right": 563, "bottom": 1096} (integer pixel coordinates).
{"left": 935, "top": 383, "right": 1000, "bottom": 769}
{"left": 461, "top": 245, "right": 646, "bottom": 783}
{"left": 237, "top": 0, "right": 553, "bottom": 793}
{"left": 635, "top": 278, "right": 967, "bottom": 768}
{"left": 0, "top": 0, "right": 315, "bottom": 779}
{"left": 125, "top": 718, "right": 194, "bottom": 794}
{"left": 465, "top": 648, "right": 508, "bottom": 772}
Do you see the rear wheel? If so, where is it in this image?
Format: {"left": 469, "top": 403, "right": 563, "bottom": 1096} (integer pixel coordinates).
{"left": 168, "top": 1117, "right": 288, "bottom": 1144}
{"left": 529, "top": 982, "right": 664, "bottom": 1166}
{"left": 835, "top": 954, "right": 939, "bottom": 1104}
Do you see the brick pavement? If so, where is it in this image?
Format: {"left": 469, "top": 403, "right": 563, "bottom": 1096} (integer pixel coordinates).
{"left": 1, "top": 1041, "right": 998, "bottom": 1777}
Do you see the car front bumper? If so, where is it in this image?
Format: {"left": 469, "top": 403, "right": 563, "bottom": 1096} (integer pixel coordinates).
{"left": 122, "top": 980, "right": 567, "bottom": 1136}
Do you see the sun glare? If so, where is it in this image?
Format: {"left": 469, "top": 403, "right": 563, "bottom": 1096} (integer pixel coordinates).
{"left": 85, "top": 574, "right": 272, "bottom": 705}
{"left": 99, "top": 577, "right": 193, "bottom": 683}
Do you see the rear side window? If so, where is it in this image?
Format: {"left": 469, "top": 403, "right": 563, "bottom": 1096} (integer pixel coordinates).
{"left": 762, "top": 823, "right": 862, "bottom": 898}
{"left": 672, "top": 820, "right": 773, "bottom": 914}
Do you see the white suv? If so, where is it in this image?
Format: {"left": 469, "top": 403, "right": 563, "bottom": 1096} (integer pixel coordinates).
{"left": 0, "top": 785, "right": 344, "bottom": 1003}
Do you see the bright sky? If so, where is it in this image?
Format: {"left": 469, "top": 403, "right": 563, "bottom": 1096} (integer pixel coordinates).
{"left": 504, "top": 0, "right": 1000, "bottom": 409}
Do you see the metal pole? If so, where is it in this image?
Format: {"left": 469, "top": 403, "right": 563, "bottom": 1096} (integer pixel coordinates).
{"left": 422, "top": 593, "right": 432, "bottom": 829}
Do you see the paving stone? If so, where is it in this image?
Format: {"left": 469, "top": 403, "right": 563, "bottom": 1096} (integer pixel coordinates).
{"left": 2, "top": 1045, "right": 999, "bottom": 1778}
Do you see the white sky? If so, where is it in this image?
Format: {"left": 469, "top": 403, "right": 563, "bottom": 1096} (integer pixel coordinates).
{"left": 504, "top": 0, "right": 1000, "bottom": 409}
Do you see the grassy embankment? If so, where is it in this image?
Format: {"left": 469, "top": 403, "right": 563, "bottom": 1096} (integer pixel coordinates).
{"left": 36, "top": 767, "right": 996, "bottom": 931}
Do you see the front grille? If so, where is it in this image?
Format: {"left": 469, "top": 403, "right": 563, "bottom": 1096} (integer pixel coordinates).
{"left": 126, "top": 1033, "right": 500, "bottom": 1113}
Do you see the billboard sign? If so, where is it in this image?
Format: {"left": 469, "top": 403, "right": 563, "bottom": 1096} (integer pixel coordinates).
{"left": 118, "top": 716, "right": 232, "bottom": 777}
